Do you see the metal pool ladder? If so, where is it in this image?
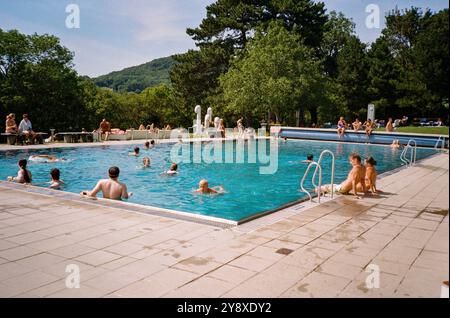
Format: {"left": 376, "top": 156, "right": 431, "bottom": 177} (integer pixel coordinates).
{"left": 312, "top": 150, "right": 336, "bottom": 199}
{"left": 434, "top": 136, "right": 447, "bottom": 151}
{"left": 400, "top": 139, "right": 417, "bottom": 167}
{"left": 300, "top": 162, "right": 322, "bottom": 203}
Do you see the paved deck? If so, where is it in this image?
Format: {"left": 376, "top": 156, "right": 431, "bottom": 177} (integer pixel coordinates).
{"left": 0, "top": 153, "right": 448, "bottom": 298}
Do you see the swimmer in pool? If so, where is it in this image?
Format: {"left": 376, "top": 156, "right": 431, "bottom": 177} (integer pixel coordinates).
{"left": 163, "top": 163, "right": 178, "bottom": 175}
{"left": 29, "top": 155, "right": 64, "bottom": 163}
{"left": 302, "top": 154, "right": 314, "bottom": 164}
{"left": 129, "top": 147, "right": 140, "bottom": 156}
{"left": 390, "top": 139, "right": 400, "bottom": 149}
{"left": 195, "top": 179, "right": 225, "bottom": 194}
{"left": 7, "top": 159, "right": 32, "bottom": 184}
{"left": 144, "top": 140, "right": 155, "bottom": 150}
{"left": 80, "top": 166, "right": 132, "bottom": 201}
{"left": 143, "top": 157, "right": 151, "bottom": 168}
{"left": 49, "top": 168, "right": 64, "bottom": 190}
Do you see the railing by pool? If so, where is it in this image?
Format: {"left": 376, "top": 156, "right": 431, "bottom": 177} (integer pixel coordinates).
{"left": 279, "top": 127, "right": 449, "bottom": 149}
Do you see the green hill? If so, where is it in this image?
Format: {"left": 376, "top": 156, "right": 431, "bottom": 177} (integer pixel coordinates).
{"left": 93, "top": 56, "right": 176, "bottom": 92}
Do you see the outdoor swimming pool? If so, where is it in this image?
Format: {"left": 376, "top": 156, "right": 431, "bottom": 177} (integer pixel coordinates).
{"left": 0, "top": 140, "right": 438, "bottom": 221}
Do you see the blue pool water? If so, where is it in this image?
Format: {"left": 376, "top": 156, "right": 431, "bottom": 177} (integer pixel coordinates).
{"left": 0, "top": 140, "right": 437, "bottom": 221}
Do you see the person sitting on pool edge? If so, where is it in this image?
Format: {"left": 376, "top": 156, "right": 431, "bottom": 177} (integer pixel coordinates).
{"left": 302, "top": 154, "right": 314, "bottom": 164}
{"left": 195, "top": 179, "right": 225, "bottom": 194}
{"left": 337, "top": 117, "right": 346, "bottom": 138}
{"left": 364, "top": 119, "right": 374, "bottom": 136}
{"left": 49, "top": 168, "right": 64, "bottom": 190}
{"left": 129, "top": 147, "right": 140, "bottom": 156}
{"left": 5, "top": 113, "right": 18, "bottom": 133}
{"left": 359, "top": 157, "right": 377, "bottom": 195}
{"left": 317, "top": 153, "right": 367, "bottom": 197}
{"left": 7, "top": 159, "right": 32, "bottom": 184}
{"left": 352, "top": 118, "right": 362, "bottom": 131}
{"left": 143, "top": 157, "right": 151, "bottom": 168}
{"left": 81, "top": 166, "right": 132, "bottom": 201}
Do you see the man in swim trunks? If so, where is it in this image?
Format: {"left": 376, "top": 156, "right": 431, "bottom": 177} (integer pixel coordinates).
{"left": 352, "top": 118, "right": 362, "bottom": 131}
{"left": 386, "top": 118, "right": 394, "bottom": 132}
{"left": 18, "top": 114, "right": 37, "bottom": 143}
{"left": 319, "top": 153, "right": 366, "bottom": 197}
{"left": 99, "top": 119, "right": 111, "bottom": 141}
{"left": 81, "top": 166, "right": 132, "bottom": 200}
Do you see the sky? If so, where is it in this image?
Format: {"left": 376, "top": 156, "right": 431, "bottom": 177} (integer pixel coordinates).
{"left": 0, "top": 0, "right": 448, "bottom": 77}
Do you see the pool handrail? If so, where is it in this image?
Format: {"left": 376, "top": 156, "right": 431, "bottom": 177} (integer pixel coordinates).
{"left": 406, "top": 139, "right": 417, "bottom": 164}
{"left": 312, "top": 150, "right": 335, "bottom": 199}
{"left": 400, "top": 144, "right": 414, "bottom": 167}
{"left": 300, "top": 162, "right": 322, "bottom": 203}
{"left": 434, "top": 136, "right": 447, "bottom": 151}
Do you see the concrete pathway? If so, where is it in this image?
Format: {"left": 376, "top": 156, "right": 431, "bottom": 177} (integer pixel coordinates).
{"left": 0, "top": 153, "right": 448, "bottom": 298}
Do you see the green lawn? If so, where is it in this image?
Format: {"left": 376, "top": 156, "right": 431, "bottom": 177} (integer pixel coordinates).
{"left": 376, "top": 126, "right": 449, "bottom": 135}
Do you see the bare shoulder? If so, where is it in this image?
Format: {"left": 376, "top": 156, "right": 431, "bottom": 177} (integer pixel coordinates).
{"left": 118, "top": 181, "right": 127, "bottom": 188}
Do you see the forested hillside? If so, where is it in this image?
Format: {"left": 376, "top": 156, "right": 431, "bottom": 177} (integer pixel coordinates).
{"left": 93, "top": 56, "right": 176, "bottom": 92}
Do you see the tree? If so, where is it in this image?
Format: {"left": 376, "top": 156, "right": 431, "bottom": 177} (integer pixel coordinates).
{"left": 220, "top": 23, "right": 326, "bottom": 126}
{"left": 413, "top": 9, "right": 449, "bottom": 117}
{"left": 335, "top": 36, "right": 369, "bottom": 119}
{"left": 0, "top": 28, "right": 90, "bottom": 132}
{"left": 320, "top": 11, "right": 356, "bottom": 78}
{"left": 368, "top": 7, "right": 449, "bottom": 118}
{"left": 171, "top": 0, "right": 328, "bottom": 119}
{"left": 140, "top": 84, "right": 188, "bottom": 127}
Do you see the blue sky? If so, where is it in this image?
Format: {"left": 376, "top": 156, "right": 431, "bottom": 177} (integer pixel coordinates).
{"left": 0, "top": 0, "right": 448, "bottom": 77}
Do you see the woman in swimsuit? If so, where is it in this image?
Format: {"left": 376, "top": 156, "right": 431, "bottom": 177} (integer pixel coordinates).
{"left": 7, "top": 159, "right": 32, "bottom": 184}
{"left": 337, "top": 117, "right": 346, "bottom": 138}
